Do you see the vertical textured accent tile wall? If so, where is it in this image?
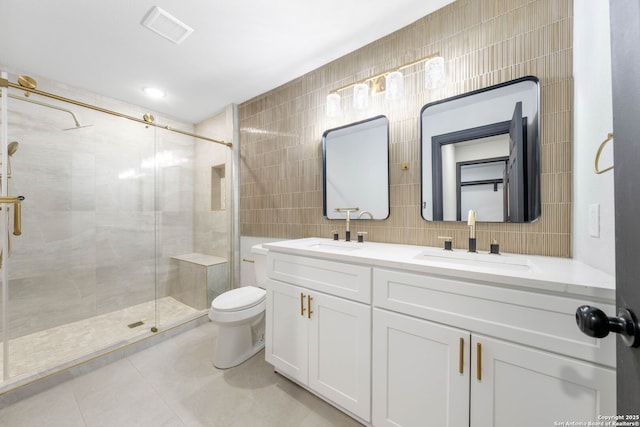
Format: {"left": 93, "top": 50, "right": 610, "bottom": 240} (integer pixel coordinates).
{"left": 239, "top": 0, "right": 573, "bottom": 257}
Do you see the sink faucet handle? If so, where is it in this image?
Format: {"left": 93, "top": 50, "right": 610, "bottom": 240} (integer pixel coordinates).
{"left": 357, "top": 231, "right": 368, "bottom": 243}
{"left": 490, "top": 239, "right": 500, "bottom": 255}
{"left": 438, "top": 236, "right": 453, "bottom": 251}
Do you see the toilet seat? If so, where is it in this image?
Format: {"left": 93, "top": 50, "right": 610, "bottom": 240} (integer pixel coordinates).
{"left": 211, "top": 286, "right": 266, "bottom": 312}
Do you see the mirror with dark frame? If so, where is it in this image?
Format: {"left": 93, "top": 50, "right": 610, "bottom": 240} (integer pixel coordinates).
{"left": 322, "top": 115, "right": 390, "bottom": 220}
{"left": 421, "top": 76, "right": 540, "bottom": 223}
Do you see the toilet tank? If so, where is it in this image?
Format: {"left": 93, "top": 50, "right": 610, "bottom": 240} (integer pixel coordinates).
{"left": 251, "top": 244, "right": 268, "bottom": 287}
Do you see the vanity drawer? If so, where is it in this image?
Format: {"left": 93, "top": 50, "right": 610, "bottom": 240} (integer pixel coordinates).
{"left": 373, "top": 268, "right": 615, "bottom": 367}
{"left": 268, "top": 252, "right": 371, "bottom": 303}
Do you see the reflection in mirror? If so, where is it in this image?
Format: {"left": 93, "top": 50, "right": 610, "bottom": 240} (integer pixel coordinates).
{"left": 421, "top": 76, "right": 540, "bottom": 222}
{"left": 323, "top": 115, "right": 389, "bottom": 220}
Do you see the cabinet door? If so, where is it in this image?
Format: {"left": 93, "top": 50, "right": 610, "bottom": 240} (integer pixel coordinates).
{"left": 470, "top": 334, "right": 616, "bottom": 427}
{"left": 265, "top": 279, "right": 308, "bottom": 384}
{"left": 308, "top": 292, "right": 371, "bottom": 421}
{"left": 372, "top": 309, "right": 470, "bottom": 427}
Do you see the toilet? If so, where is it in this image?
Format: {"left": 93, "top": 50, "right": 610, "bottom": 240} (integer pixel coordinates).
{"left": 208, "top": 244, "right": 267, "bottom": 369}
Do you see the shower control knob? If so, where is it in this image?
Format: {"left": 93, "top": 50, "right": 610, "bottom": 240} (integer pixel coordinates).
{"left": 575, "top": 305, "right": 640, "bottom": 348}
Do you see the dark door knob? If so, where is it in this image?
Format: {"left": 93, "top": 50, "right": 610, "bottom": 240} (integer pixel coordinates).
{"left": 576, "top": 305, "right": 640, "bottom": 348}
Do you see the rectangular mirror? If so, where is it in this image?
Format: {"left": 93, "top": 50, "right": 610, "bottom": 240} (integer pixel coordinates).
{"left": 421, "top": 76, "right": 540, "bottom": 222}
{"left": 323, "top": 115, "right": 390, "bottom": 220}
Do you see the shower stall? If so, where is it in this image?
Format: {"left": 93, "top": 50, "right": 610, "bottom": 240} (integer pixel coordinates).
{"left": 0, "top": 70, "right": 236, "bottom": 393}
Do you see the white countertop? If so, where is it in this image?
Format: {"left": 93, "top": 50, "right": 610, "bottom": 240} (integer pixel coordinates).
{"left": 263, "top": 237, "right": 615, "bottom": 302}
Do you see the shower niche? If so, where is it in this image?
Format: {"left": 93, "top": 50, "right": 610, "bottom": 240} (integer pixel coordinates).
{"left": 211, "top": 163, "right": 226, "bottom": 211}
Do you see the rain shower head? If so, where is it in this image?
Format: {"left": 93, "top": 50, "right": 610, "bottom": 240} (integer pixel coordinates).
{"left": 8, "top": 141, "right": 19, "bottom": 157}
{"left": 63, "top": 124, "right": 94, "bottom": 131}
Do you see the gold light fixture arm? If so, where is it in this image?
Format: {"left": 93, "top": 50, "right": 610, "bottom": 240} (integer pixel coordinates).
{"left": 1, "top": 77, "right": 232, "bottom": 148}
{"left": 0, "top": 196, "right": 24, "bottom": 236}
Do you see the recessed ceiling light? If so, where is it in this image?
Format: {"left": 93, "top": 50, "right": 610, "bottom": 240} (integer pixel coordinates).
{"left": 143, "top": 87, "right": 165, "bottom": 98}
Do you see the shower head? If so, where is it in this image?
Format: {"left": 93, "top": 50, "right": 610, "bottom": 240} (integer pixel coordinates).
{"left": 8, "top": 141, "right": 19, "bottom": 157}
{"left": 63, "top": 124, "right": 94, "bottom": 131}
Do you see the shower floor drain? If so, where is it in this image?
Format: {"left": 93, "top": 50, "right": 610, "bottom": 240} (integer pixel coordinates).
{"left": 127, "top": 321, "right": 144, "bottom": 329}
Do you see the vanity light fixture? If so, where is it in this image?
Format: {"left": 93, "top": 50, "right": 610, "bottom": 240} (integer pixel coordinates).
{"left": 326, "top": 52, "right": 442, "bottom": 115}
{"left": 425, "top": 56, "right": 445, "bottom": 90}
{"left": 143, "top": 87, "right": 166, "bottom": 99}
{"left": 385, "top": 71, "right": 404, "bottom": 101}
{"left": 326, "top": 93, "right": 342, "bottom": 117}
{"left": 353, "top": 83, "right": 369, "bottom": 109}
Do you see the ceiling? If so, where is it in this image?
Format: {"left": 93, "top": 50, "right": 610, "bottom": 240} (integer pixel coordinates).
{"left": 1, "top": 0, "right": 453, "bottom": 124}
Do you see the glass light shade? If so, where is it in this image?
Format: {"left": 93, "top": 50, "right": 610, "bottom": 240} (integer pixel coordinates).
{"left": 326, "top": 93, "right": 342, "bottom": 117}
{"left": 425, "top": 56, "right": 445, "bottom": 90}
{"left": 385, "top": 71, "right": 404, "bottom": 100}
{"left": 353, "top": 83, "right": 369, "bottom": 109}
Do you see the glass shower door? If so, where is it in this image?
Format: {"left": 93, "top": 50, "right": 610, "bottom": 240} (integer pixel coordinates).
{"left": 1, "top": 83, "right": 160, "bottom": 384}
{"left": 0, "top": 71, "right": 224, "bottom": 390}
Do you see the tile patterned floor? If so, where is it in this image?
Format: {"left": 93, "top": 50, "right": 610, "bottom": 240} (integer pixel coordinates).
{"left": 0, "top": 321, "right": 364, "bottom": 427}
{"left": 0, "top": 297, "right": 200, "bottom": 381}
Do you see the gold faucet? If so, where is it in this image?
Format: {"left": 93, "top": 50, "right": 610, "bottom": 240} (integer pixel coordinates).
{"left": 335, "top": 207, "right": 359, "bottom": 241}
{"left": 467, "top": 209, "right": 477, "bottom": 253}
{"left": 0, "top": 196, "right": 24, "bottom": 236}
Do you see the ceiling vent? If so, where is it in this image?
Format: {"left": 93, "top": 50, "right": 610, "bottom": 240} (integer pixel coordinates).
{"left": 141, "top": 6, "right": 193, "bottom": 44}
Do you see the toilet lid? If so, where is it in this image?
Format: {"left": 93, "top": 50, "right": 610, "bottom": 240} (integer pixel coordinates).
{"left": 211, "top": 286, "right": 266, "bottom": 312}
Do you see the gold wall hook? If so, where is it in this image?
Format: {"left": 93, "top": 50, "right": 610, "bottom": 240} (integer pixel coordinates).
{"left": 594, "top": 132, "right": 614, "bottom": 174}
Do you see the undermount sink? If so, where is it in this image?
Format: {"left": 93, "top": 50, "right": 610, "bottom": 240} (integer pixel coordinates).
{"left": 305, "top": 242, "right": 363, "bottom": 252}
{"left": 413, "top": 249, "right": 533, "bottom": 272}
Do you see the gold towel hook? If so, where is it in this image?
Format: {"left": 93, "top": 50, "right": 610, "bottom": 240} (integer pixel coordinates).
{"left": 594, "top": 132, "right": 614, "bottom": 174}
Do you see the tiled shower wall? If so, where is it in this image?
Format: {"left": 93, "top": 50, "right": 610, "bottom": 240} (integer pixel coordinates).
{"left": 239, "top": 0, "right": 573, "bottom": 257}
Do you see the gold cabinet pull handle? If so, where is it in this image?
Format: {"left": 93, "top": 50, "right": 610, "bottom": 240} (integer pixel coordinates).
{"left": 459, "top": 337, "right": 465, "bottom": 374}
{"left": 300, "top": 292, "right": 306, "bottom": 317}
{"left": 307, "top": 295, "right": 313, "bottom": 319}
{"left": 476, "top": 342, "right": 482, "bottom": 381}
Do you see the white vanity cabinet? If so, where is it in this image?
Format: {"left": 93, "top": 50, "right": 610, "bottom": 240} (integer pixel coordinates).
{"left": 372, "top": 308, "right": 471, "bottom": 426}
{"left": 265, "top": 252, "right": 372, "bottom": 421}
{"left": 469, "top": 334, "right": 615, "bottom": 427}
{"left": 372, "top": 268, "right": 616, "bottom": 427}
